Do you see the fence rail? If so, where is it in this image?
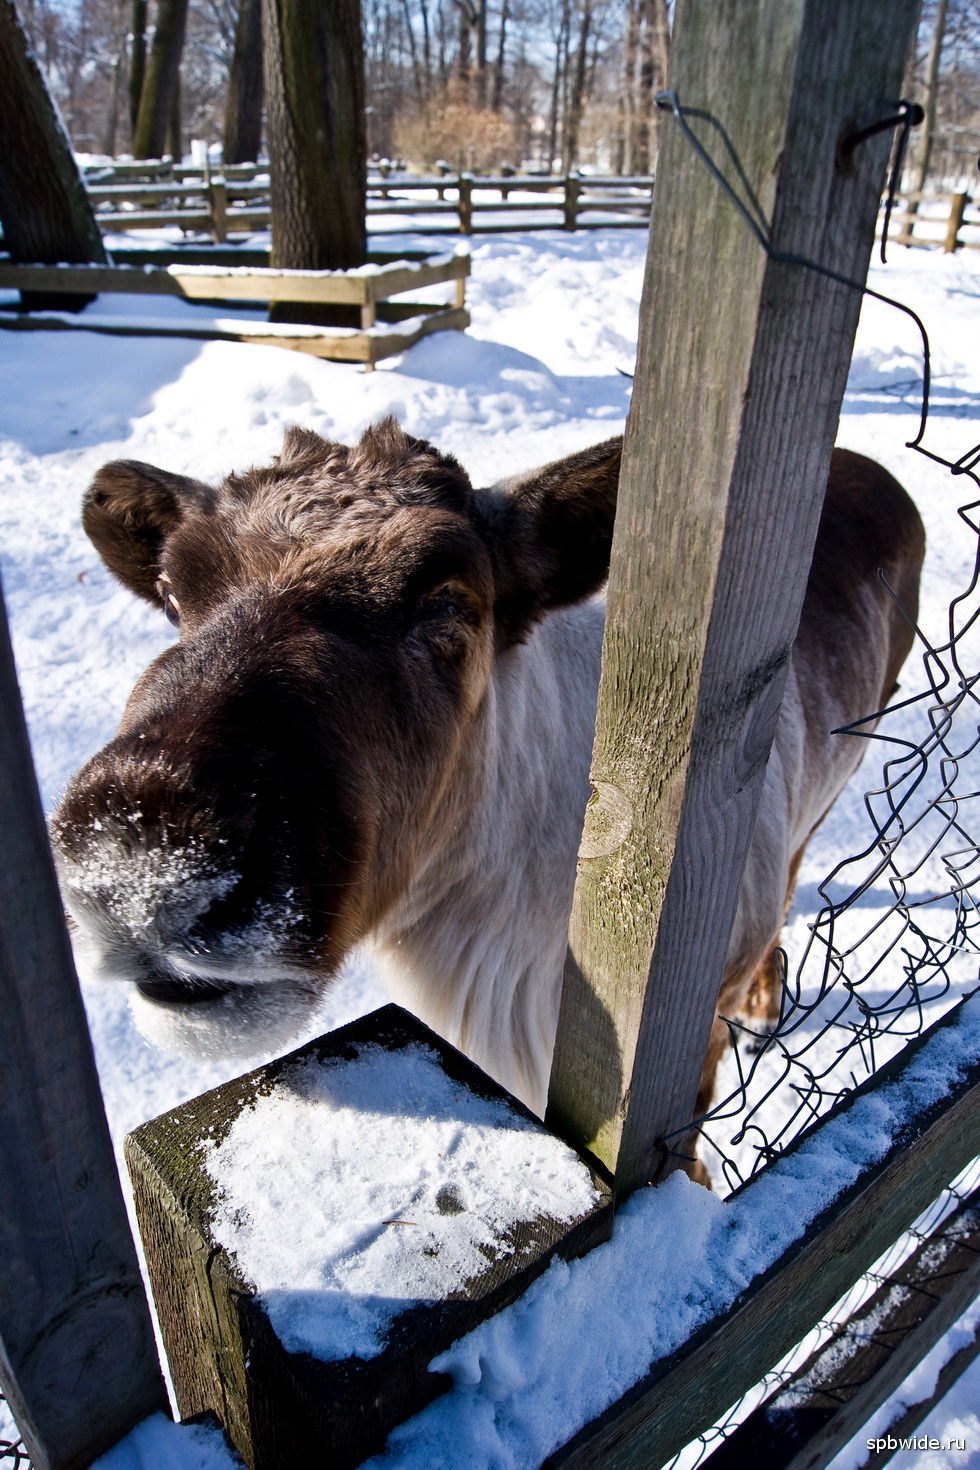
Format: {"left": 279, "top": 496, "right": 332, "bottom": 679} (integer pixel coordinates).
{"left": 74, "top": 162, "right": 980, "bottom": 251}
{"left": 77, "top": 165, "right": 653, "bottom": 240}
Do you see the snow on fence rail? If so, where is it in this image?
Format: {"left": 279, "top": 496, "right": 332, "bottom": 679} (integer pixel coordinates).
{"left": 4, "top": 2, "right": 980, "bottom": 1469}
{"left": 0, "top": 252, "right": 470, "bottom": 367}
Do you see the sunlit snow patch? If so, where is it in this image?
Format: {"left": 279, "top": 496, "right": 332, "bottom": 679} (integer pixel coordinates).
{"left": 204, "top": 1038, "right": 602, "bottom": 1362}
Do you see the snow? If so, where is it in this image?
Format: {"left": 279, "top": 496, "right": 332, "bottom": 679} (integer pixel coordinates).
{"left": 1, "top": 228, "right": 980, "bottom": 1468}
{"left": 205, "top": 1039, "right": 601, "bottom": 1363}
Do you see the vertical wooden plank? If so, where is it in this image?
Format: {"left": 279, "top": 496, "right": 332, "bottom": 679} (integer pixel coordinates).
{"left": 457, "top": 174, "right": 473, "bottom": 235}
{"left": 564, "top": 174, "right": 581, "bottom": 230}
{"left": 547, "top": 0, "right": 920, "bottom": 1196}
{"left": 945, "top": 190, "right": 967, "bottom": 253}
{"left": 209, "top": 178, "right": 228, "bottom": 243}
{"left": 0, "top": 591, "right": 167, "bottom": 1470}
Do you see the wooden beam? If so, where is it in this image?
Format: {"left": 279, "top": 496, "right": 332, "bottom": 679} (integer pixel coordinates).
{"left": 0, "top": 253, "right": 468, "bottom": 307}
{"left": 126, "top": 1005, "right": 613, "bottom": 1470}
{"left": 0, "top": 591, "right": 167, "bottom": 1470}
{"left": 701, "top": 1187, "right": 980, "bottom": 1470}
{"left": 547, "top": 996, "right": 980, "bottom": 1470}
{"left": 0, "top": 303, "right": 470, "bottom": 364}
{"left": 944, "top": 191, "right": 968, "bottom": 253}
{"left": 546, "top": 0, "right": 920, "bottom": 1196}
{"left": 361, "top": 251, "right": 469, "bottom": 303}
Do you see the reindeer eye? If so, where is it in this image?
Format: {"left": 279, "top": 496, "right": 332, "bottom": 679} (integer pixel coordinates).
{"left": 416, "top": 586, "right": 474, "bottom": 625}
{"left": 161, "top": 586, "right": 181, "bottom": 627}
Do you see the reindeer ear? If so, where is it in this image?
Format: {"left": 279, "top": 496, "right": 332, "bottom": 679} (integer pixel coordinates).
{"left": 279, "top": 426, "right": 332, "bottom": 463}
{"left": 477, "top": 437, "right": 622, "bottom": 645}
{"left": 82, "top": 460, "right": 214, "bottom": 603}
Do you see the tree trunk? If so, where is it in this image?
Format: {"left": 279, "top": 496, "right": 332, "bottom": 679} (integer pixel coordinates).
{"left": 129, "top": 0, "right": 146, "bottom": 133}
{"left": 907, "top": 0, "right": 947, "bottom": 214}
{"left": 224, "top": 0, "right": 264, "bottom": 163}
{"left": 262, "top": 0, "right": 366, "bottom": 324}
{"left": 455, "top": 0, "right": 473, "bottom": 88}
{"left": 620, "top": 0, "right": 640, "bottom": 172}
{"left": 165, "top": 67, "right": 182, "bottom": 159}
{"left": 0, "top": 0, "right": 107, "bottom": 311}
{"left": 561, "top": 0, "right": 590, "bottom": 173}
{"left": 632, "top": 0, "right": 670, "bottom": 173}
{"left": 492, "top": 0, "right": 509, "bottom": 112}
{"left": 132, "top": 0, "right": 189, "bottom": 159}
{"left": 474, "top": 0, "right": 486, "bottom": 107}
{"left": 548, "top": 0, "right": 570, "bottom": 171}
{"left": 399, "top": 0, "right": 424, "bottom": 109}
{"left": 419, "top": 0, "right": 431, "bottom": 104}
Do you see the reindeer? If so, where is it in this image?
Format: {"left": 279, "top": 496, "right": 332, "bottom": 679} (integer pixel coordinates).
{"left": 52, "top": 421, "right": 924, "bottom": 1145}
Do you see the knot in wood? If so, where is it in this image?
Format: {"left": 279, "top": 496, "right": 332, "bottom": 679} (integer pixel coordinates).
{"left": 578, "top": 781, "right": 633, "bottom": 860}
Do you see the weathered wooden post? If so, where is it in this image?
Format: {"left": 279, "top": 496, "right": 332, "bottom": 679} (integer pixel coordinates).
{"left": 457, "top": 173, "right": 474, "bottom": 234}
{"left": 0, "top": 590, "right": 167, "bottom": 1470}
{"left": 945, "top": 190, "right": 968, "bottom": 253}
{"left": 209, "top": 176, "right": 228, "bottom": 243}
{"left": 563, "top": 172, "right": 581, "bottom": 230}
{"left": 546, "top": 0, "right": 920, "bottom": 1197}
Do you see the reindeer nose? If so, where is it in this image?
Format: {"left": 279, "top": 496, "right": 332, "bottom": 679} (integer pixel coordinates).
{"left": 136, "top": 974, "right": 236, "bottom": 1006}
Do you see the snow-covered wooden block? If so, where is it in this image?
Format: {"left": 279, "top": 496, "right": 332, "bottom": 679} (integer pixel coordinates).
{"left": 125, "top": 1004, "right": 613, "bottom": 1470}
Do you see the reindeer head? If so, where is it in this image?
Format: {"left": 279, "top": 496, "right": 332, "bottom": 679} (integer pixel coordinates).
{"left": 52, "top": 420, "right": 620, "bottom": 1060}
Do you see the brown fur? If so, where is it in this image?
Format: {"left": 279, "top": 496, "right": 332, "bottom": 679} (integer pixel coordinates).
{"left": 55, "top": 427, "right": 923, "bottom": 1179}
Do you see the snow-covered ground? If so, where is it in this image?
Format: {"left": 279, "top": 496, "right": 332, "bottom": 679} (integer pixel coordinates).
{"left": 1, "top": 228, "right": 980, "bottom": 1468}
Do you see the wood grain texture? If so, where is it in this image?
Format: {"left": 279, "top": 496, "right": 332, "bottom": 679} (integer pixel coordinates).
{"left": 262, "top": 0, "right": 366, "bottom": 274}
{"left": 0, "top": 593, "right": 166, "bottom": 1470}
{"left": 547, "top": 998, "right": 980, "bottom": 1470}
{"left": 127, "top": 1004, "right": 613, "bottom": 1470}
{"left": 0, "top": 0, "right": 106, "bottom": 311}
{"left": 702, "top": 1188, "right": 980, "bottom": 1470}
{"left": 546, "top": 0, "right": 920, "bottom": 1194}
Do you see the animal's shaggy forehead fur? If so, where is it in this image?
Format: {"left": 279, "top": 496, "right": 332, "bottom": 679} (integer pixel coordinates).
{"left": 159, "top": 420, "right": 496, "bottom": 626}
{"left": 222, "top": 420, "right": 475, "bottom": 530}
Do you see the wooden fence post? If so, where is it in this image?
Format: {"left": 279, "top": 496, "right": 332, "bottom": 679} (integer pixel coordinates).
{"left": 0, "top": 590, "right": 167, "bottom": 1469}
{"left": 563, "top": 173, "right": 581, "bottom": 230}
{"left": 945, "top": 189, "right": 968, "bottom": 252}
{"left": 457, "top": 174, "right": 473, "bottom": 234}
{"left": 209, "top": 177, "right": 228, "bottom": 243}
{"left": 546, "top": 0, "right": 920, "bottom": 1198}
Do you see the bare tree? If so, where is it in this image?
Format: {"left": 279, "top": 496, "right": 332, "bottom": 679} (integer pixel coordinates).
{"left": 263, "top": 0, "right": 366, "bottom": 320}
{"left": 0, "top": 0, "right": 106, "bottom": 310}
{"left": 223, "top": 0, "right": 263, "bottom": 160}
{"left": 132, "top": 0, "right": 190, "bottom": 156}
{"left": 908, "top": 0, "right": 949, "bottom": 204}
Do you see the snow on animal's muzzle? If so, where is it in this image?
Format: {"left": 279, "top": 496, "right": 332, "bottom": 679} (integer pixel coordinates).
{"left": 51, "top": 788, "right": 329, "bottom": 1061}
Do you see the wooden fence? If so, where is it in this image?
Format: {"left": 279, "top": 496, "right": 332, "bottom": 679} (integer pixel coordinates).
{"left": 75, "top": 159, "right": 980, "bottom": 251}
{"left": 0, "top": 252, "right": 470, "bottom": 367}
{"left": 3, "top": 2, "right": 980, "bottom": 1468}
{"left": 77, "top": 165, "right": 653, "bottom": 240}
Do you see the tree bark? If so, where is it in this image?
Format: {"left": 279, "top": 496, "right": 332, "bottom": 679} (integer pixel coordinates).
{"left": 620, "top": 0, "right": 640, "bottom": 172}
{"left": 548, "top": 0, "right": 570, "bottom": 171}
{"left": 262, "top": 0, "right": 366, "bottom": 323}
{"left": 224, "top": 0, "right": 264, "bottom": 162}
{"left": 132, "top": 0, "right": 189, "bottom": 159}
{"left": 0, "top": 0, "right": 107, "bottom": 311}
{"left": 129, "top": 0, "right": 146, "bottom": 133}
{"left": 561, "top": 0, "right": 590, "bottom": 173}
{"left": 645, "top": 0, "right": 669, "bottom": 171}
{"left": 492, "top": 0, "right": 509, "bottom": 111}
{"left": 165, "top": 66, "right": 182, "bottom": 159}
